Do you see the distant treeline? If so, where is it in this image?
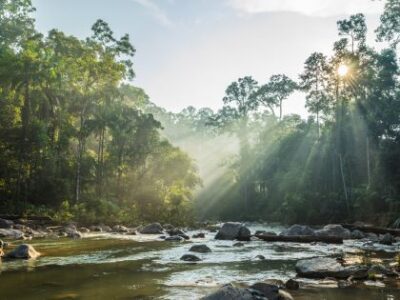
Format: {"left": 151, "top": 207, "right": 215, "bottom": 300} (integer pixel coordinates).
{"left": 156, "top": 2, "right": 400, "bottom": 225}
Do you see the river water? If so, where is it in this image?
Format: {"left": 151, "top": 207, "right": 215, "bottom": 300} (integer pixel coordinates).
{"left": 0, "top": 224, "right": 399, "bottom": 299}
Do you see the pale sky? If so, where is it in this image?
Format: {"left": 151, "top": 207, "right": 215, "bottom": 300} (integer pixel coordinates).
{"left": 32, "top": 0, "right": 385, "bottom": 117}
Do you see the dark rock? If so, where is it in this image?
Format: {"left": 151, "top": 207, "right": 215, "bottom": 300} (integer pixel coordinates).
{"left": 351, "top": 230, "right": 366, "bottom": 239}
{"left": 255, "top": 255, "right": 265, "bottom": 260}
{"left": 200, "top": 283, "right": 265, "bottom": 300}
{"left": 165, "top": 235, "right": 184, "bottom": 241}
{"left": 178, "top": 233, "right": 190, "bottom": 240}
{"left": 379, "top": 233, "right": 393, "bottom": 245}
{"left": 140, "top": 223, "right": 163, "bottom": 234}
{"left": 189, "top": 244, "right": 211, "bottom": 253}
{"left": 256, "top": 230, "right": 277, "bottom": 236}
{"left": 0, "top": 218, "right": 13, "bottom": 229}
{"left": 250, "top": 282, "right": 279, "bottom": 300}
{"left": 215, "top": 222, "right": 251, "bottom": 241}
{"left": 280, "top": 225, "right": 315, "bottom": 236}
{"left": 193, "top": 232, "right": 205, "bottom": 238}
{"left": 167, "top": 228, "right": 185, "bottom": 236}
{"left": 368, "top": 264, "right": 398, "bottom": 277}
{"left": 5, "top": 244, "right": 40, "bottom": 259}
{"left": 285, "top": 279, "right": 299, "bottom": 290}
{"left": 315, "top": 224, "right": 351, "bottom": 239}
{"left": 180, "top": 254, "right": 201, "bottom": 262}
{"left": 295, "top": 257, "right": 368, "bottom": 279}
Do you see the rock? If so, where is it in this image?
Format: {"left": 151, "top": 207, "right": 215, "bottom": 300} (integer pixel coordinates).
{"left": 0, "top": 218, "right": 13, "bottom": 229}
{"left": 250, "top": 282, "right": 279, "bottom": 300}
{"left": 285, "top": 279, "right": 299, "bottom": 290}
{"left": 255, "top": 255, "right": 265, "bottom": 260}
{"left": 233, "top": 242, "right": 244, "bottom": 247}
{"left": 215, "top": 222, "right": 251, "bottom": 241}
{"left": 351, "top": 230, "right": 366, "bottom": 239}
{"left": 189, "top": 244, "right": 211, "bottom": 253}
{"left": 193, "top": 232, "right": 205, "bottom": 238}
{"left": 101, "top": 225, "right": 112, "bottom": 232}
{"left": 79, "top": 227, "right": 90, "bottom": 233}
{"left": 90, "top": 225, "right": 103, "bottom": 232}
{"left": 0, "top": 228, "right": 24, "bottom": 239}
{"left": 295, "top": 257, "right": 369, "bottom": 279}
{"left": 280, "top": 225, "right": 315, "bottom": 236}
{"left": 5, "top": 244, "right": 40, "bottom": 259}
{"left": 113, "top": 225, "right": 129, "bottom": 233}
{"left": 180, "top": 254, "right": 202, "bottom": 262}
{"left": 140, "top": 223, "right": 163, "bottom": 234}
{"left": 366, "top": 232, "right": 379, "bottom": 241}
{"left": 315, "top": 224, "right": 351, "bottom": 239}
{"left": 379, "top": 233, "right": 393, "bottom": 245}
{"left": 368, "top": 264, "right": 398, "bottom": 277}
{"left": 64, "top": 227, "right": 82, "bottom": 239}
{"left": 163, "top": 224, "right": 175, "bottom": 231}
{"left": 165, "top": 235, "right": 184, "bottom": 242}
{"left": 256, "top": 231, "right": 277, "bottom": 236}
{"left": 201, "top": 283, "right": 264, "bottom": 300}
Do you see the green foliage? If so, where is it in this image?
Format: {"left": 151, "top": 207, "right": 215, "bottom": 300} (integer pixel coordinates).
{"left": 0, "top": 2, "right": 200, "bottom": 225}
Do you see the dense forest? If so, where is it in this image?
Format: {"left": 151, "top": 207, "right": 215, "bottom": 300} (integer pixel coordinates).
{"left": 2, "top": 0, "right": 400, "bottom": 226}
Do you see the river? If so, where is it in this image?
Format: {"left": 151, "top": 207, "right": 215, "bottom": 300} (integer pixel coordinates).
{"left": 0, "top": 224, "right": 399, "bottom": 299}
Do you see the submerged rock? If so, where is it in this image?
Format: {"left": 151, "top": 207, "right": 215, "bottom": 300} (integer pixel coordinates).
{"left": 180, "top": 254, "right": 201, "bottom": 262}
{"left": 0, "top": 218, "right": 13, "bottom": 229}
{"left": 295, "top": 257, "right": 368, "bottom": 279}
{"left": 201, "top": 283, "right": 265, "bottom": 300}
{"left": 5, "top": 244, "right": 40, "bottom": 259}
{"left": 189, "top": 244, "right": 211, "bottom": 253}
{"left": 315, "top": 224, "right": 351, "bottom": 239}
{"left": 233, "top": 242, "right": 244, "bottom": 247}
{"left": 255, "top": 255, "right": 266, "bottom": 260}
{"left": 280, "top": 225, "right": 315, "bottom": 236}
{"left": 140, "top": 223, "right": 163, "bottom": 234}
{"left": 215, "top": 222, "right": 251, "bottom": 241}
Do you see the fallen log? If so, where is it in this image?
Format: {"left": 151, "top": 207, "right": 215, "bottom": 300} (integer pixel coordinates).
{"left": 255, "top": 234, "right": 343, "bottom": 244}
{"left": 342, "top": 224, "right": 400, "bottom": 237}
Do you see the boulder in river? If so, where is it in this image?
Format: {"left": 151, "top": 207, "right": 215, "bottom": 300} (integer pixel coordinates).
{"left": 215, "top": 222, "right": 251, "bottom": 241}
{"left": 64, "top": 226, "right": 82, "bottom": 239}
{"left": 180, "top": 254, "right": 202, "bottom": 262}
{"left": 351, "top": 229, "right": 366, "bottom": 239}
{"left": 280, "top": 224, "right": 315, "bottom": 236}
{"left": 0, "top": 228, "right": 24, "bottom": 240}
{"left": 315, "top": 224, "right": 351, "bottom": 239}
{"left": 285, "top": 279, "right": 299, "bottom": 290}
{"left": 193, "top": 232, "right": 205, "bottom": 238}
{"left": 250, "top": 282, "right": 280, "bottom": 300}
{"left": 0, "top": 218, "right": 13, "bottom": 229}
{"left": 201, "top": 283, "right": 265, "bottom": 300}
{"left": 165, "top": 235, "right": 184, "bottom": 242}
{"left": 5, "top": 244, "right": 40, "bottom": 259}
{"left": 189, "top": 244, "right": 211, "bottom": 253}
{"left": 295, "top": 257, "right": 369, "bottom": 279}
{"left": 140, "top": 223, "right": 163, "bottom": 234}
{"left": 113, "top": 225, "right": 129, "bottom": 233}
{"left": 379, "top": 233, "right": 393, "bottom": 245}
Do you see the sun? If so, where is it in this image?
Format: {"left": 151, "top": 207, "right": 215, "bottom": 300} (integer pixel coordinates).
{"left": 338, "top": 64, "right": 349, "bottom": 77}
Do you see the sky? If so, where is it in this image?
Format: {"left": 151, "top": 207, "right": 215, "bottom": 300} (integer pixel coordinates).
{"left": 32, "top": 0, "right": 385, "bottom": 117}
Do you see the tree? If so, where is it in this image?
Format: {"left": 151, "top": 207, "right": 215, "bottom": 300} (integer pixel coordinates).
{"left": 300, "top": 52, "right": 331, "bottom": 138}
{"left": 376, "top": 0, "right": 400, "bottom": 48}
{"left": 337, "top": 13, "right": 367, "bottom": 53}
{"left": 260, "top": 74, "right": 297, "bottom": 120}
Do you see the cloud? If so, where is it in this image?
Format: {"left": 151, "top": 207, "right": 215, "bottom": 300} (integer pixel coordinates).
{"left": 130, "top": 0, "right": 173, "bottom": 26}
{"left": 228, "top": 0, "right": 384, "bottom": 17}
